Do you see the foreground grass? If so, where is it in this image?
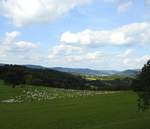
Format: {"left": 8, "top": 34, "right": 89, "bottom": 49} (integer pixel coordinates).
{"left": 0, "top": 83, "right": 150, "bottom": 129}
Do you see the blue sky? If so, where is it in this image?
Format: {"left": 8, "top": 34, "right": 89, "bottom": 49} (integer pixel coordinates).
{"left": 0, "top": 0, "right": 150, "bottom": 70}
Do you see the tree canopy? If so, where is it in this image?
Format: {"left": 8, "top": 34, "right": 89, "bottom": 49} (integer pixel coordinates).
{"left": 0, "top": 64, "right": 133, "bottom": 90}
{"left": 0, "top": 65, "right": 86, "bottom": 89}
{"left": 132, "top": 60, "right": 150, "bottom": 110}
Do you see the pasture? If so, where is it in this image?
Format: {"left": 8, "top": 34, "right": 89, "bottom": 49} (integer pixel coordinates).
{"left": 0, "top": 82, "right": 150, "bottom": 129}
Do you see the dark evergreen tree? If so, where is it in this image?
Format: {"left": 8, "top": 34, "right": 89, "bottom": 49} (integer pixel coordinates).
{"left": 132, "top": 60, "right": 150, "bottom": 110}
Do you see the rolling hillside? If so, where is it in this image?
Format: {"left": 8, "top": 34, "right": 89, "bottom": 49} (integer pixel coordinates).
{"left": 0, "top": 65, "right": 86, "bottom": 89}
{"left": 0, "top": 64, "right": 141, "bottom": 77}
{"left": 52, "top": 67, "right": 140, "bottom": 77}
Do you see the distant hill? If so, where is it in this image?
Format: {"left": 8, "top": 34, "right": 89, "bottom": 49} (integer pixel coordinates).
{"left": 52, "top": 67, "right": 140, "bottom": 77}
{"left": 52, "top": 67, "right": 118, "bottom": 76}
{"left": 0, "top": 63, "right": 5, "bottom": 66}
{"left": 115, "top": 69, "right": 140, "bottom": 77}
{"left": 24, "top": 64, "right": 45, "bottom": 69}
{"left": 0, "top": 63, "right": 141, "bottom": 77}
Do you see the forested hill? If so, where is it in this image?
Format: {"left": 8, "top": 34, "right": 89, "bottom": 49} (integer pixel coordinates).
{"left": 0, "top": 64, "right": 140, "bottom": 77}
{"left": 0, "top": 64, "right": 136, "bottom": 90}
{"left": 0, "top": 65, "right": 86, "bottom": 89}
{"left": 52, "top": 67, "right": 140, "bottom": 77}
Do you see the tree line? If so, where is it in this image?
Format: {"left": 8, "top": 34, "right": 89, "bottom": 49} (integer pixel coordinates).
{"left": 0, "top": 64, "right": 133, "bottom": 91}
{"left": 0, "top": 65, "right": 87, "bottom": 89}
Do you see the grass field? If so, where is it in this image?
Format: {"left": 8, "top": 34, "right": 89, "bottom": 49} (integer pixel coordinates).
{"left": 0, "top": 82, "right": 150, "bottom": 129}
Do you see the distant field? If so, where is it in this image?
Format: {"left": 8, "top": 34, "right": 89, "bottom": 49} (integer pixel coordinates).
{"left": 0, "top": 82, "right": 150, "bottom": 129}
{"left": 86, "top": 75, "right": 132, "bottom": 81}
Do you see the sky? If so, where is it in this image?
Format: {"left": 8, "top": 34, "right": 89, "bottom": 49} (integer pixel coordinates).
{"left": 0, "top": 0, "right": 150, "bottom": 70}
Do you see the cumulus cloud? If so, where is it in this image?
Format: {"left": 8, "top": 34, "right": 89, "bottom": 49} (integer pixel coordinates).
{"left": 65, "top": 51, "right": 104, "bottom": 62}
{"left": 136, "top": 55, "right": 150, "bottom": 64}
{"left": 15, "top": 41, "right": 37, "bottom": 49}
{"left": 0, "top": 31, "right": 38, "bottom": 58}
{"left": 118, "top": 49, "right": 134, "bottom": 58}
{"left": 49, "top": 50, "right": 104, "bottom": 62}
{"left": 0, "top": 0, "right": 90, "bottom": 26}
{"left": 48, "top": 42, "right": 105, "bottom": 62}
{"left": 48, "top": 22, "right": 150, "bottom": 69}
{"left": 48, "top": 41, "right": 150, "bottom": 69}
{"left": 123, "top": 55, "right": 150, "bottom": 68}
{"left": 48, "top": 44, "right": 83, "bottom": 59}
{"left": 0, "top": 31, "right": 20, "bottom": 56}
{"left": 117, "top": 49, "right": 135, "bottom": 65}
{"left": 60, "top": 22, "right": 150, "bottom": 46}
{"left": 48, "top": 39, "right": 150, "bottom": 69}
{"left": 115, "top": 49, "right": 150, "bottom": 68}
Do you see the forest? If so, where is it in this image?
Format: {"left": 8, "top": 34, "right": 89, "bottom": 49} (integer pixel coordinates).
{"left": 0, "top": 64, "right": 133, "bottom": 90}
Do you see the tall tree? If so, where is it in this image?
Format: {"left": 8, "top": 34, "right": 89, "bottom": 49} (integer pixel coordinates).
{"left": 132, "top": 60, "right": 150, "bottom": 110}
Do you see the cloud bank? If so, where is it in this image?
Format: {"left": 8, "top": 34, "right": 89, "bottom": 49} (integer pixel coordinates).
{"left": 48, "top": 22, "right": 150, "bottom": 69}
{"left": 60, "top": 22, "right": 150, "bottom": 46}
{"left": 0, "top": 31, "right": 38, "bottom": 62}
{"left": 0, "top": 0, "right": 90, "bottom": 26}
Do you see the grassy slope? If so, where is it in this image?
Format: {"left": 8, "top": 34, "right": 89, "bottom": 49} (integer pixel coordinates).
{"left": 0, "top": 82, "right": 150, "bottom": 129}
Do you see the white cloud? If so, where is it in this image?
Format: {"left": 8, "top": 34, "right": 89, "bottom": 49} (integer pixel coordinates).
{"left": 15, "top": 41, "right": 37, "bottom": 49}
{"left": 48, "top": 22, "right": 150, "bottom": 69}
{"left": 117, "top": 1, "right": 132, "bottom": 13}
{"left": 48, "top": 42, "right": 105, "bottom": 62}
{"left": 0, "top": 31, "right": 38, "bottom": 58}
{"left": 65, "top": 51, "right": 104, "bottom": 62}
{"left": 0, "top": 0, "right": 90, "bottom": 27}
{"left": 60, "top": 22, "right": 150, "bottom": 46}
{"left": 118, "top": 49, "right": 135, "bottom": 65}
{"left": 124, "top": 55, "right": 150, "bottom": 68}
{"left": 0, "top": 31, "right": 20, "bottom": 56}
{"left": 118, "top": 49, "right": 134, "bottom": 58}
{"left": 116, "top": 49, "right": 150, "bottom": 68}
{"left": 48, "top": 44, "right": 83, "bottom": 59}
{"left": 136, "top": 55, "right": 150, "bottom": 64}
{"left": 48, "top": 39, "right": 150, "bottom": 69}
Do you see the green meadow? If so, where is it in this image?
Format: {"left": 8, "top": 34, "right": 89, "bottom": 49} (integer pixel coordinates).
{"left": 0, "top": 82, "right": 150, "bottom": 129}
